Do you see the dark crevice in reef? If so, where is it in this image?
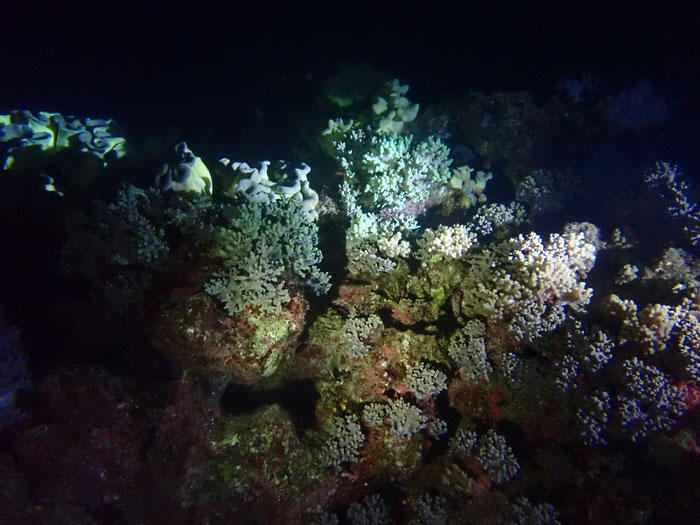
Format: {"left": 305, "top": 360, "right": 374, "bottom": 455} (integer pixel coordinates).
{"left": 219, "top": 379, "right": 320, "bottom": 432}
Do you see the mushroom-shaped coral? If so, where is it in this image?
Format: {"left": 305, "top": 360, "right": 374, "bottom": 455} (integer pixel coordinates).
{"left": 155, "top": 142, "right": 212, "bottom": 195}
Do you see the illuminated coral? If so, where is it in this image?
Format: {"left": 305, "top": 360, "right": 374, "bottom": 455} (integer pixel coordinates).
{"left": 417, "top": 224, "right": 478, "bottom": 260}
{"left": 320, "top": 415, "right": 365, "bottom": 469}
{"left": 335, "top": 128, "right": 452, "bottom": 212}
{"left": 339, "top": 313, "right": 384, "bottom": 359}
{"left": 476, "top": 430, "right": 520, "bottom": 484}
{"left": 371, "top": 78, "right": 420, "bottom": 134}
{"left": 453, "top": 230, "right": 597, "bottom": 321}
{"left": 218, "top": 160, "right": 320, "bottom": 220}
{"left": 449, "top": 428, "right": 520, "bottom": 484}
{"left": 609, "top": 295, "right": 685, "bottom": 354}
{"left": 362, "top": 398, "right": 427, "bottom": 439}
{"left": 471, "top": 201, "right": 526, "bottom": 237}
{"left": 447, "top": 321, "right": 492, "bottom": 382}
{"left": 206, "top": 198, "right": 330, "bottom": 315}
{"left": 508, "top": 300, "right": 567, "bottom": 342}
{"left": 155, "top": 142, "right": 212, "bottom": 195}
{"left": 377, "top": 231, "right": 411, "bottom": 258}
{"left": 645, "top": 162, "right": 700, "bottom": 246}
{"left": 0, "top": 109, "right": 126, "bottom": 167}
{"left": 404, "top": 362, "right": 447, "bottom": 399}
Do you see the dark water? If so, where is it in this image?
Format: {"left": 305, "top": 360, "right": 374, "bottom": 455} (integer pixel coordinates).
{"left": 5, "top": 2, "right": 698, "bottom": 150}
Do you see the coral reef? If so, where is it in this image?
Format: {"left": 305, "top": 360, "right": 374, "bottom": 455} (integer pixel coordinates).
{"left": 1, "top": 70, "right": 699, "bottom": 525}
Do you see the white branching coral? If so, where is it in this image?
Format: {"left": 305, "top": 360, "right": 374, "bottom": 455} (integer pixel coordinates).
{"left": 335, "top": 128, "right": 452, "bottom": 212}
{"left": 453, "top": 230, "right": 598, "bottom": 321}
{"left": 417, "top": 224, "right": 477, "bottom": 260}
{"left": 472, "top": 201, "right": 526, "bottom": 237}
{"left": 608, "top": 295, "right": 686, "bottom": 354}
{"left": 347, "top": 242, "right": 397, "bottom": 277}
{"left": 509, "top": 231, "right": 596, "bottom": 304}
{"left": 377, "top": 231, "right": 411, "bottom": 258}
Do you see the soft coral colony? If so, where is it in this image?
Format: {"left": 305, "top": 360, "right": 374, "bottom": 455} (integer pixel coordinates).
{"left": 1, "top": 75, "right": 699, "bottom": 524}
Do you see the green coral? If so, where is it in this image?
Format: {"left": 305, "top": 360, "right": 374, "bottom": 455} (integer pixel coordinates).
{"left": 307, "top": 310, "right": 346, "bottom": 344}
{"left": 205, "top": 198, "right": 330, "bottom": 315}
{"left": 0, "top": 109, "right": 126, "bottom": 168}
{"left": 382, "top": 258, "right": 462, "bottom": 322}
{"left": 247, "top": 311, "right": 299, "bottom": 377}
{"left": 205, "top": 253, "right": 291, "bottom": 315}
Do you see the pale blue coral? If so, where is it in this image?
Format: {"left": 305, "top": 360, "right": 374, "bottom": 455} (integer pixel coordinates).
{"left": 347, "top": 242, "right": 397, "bottom": 277}
{"left": 404, "top": 362, "right": 447, "bottom": 399}
{"left": 204, "top": 254, "right": 291, "bottom": 315}
{"left": 363, "top": 398, "right": 427, "bottom": 439}
{"left": 618, "top": 356, "right": 686, "bottom": 442}
{"left": 339, "top": 313, "right": 384, "bottom": 359}
{"left": 321, "top": 414, "right": 365, "bottom": 469}
{"left": 107, "top": 185, "right": 168, "bottom": 264}
{"left": 475, "top": 429, "right": 520, "bottom": 484}
{"left": 449, "top": 428, "right": 520, "bottom": 484}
